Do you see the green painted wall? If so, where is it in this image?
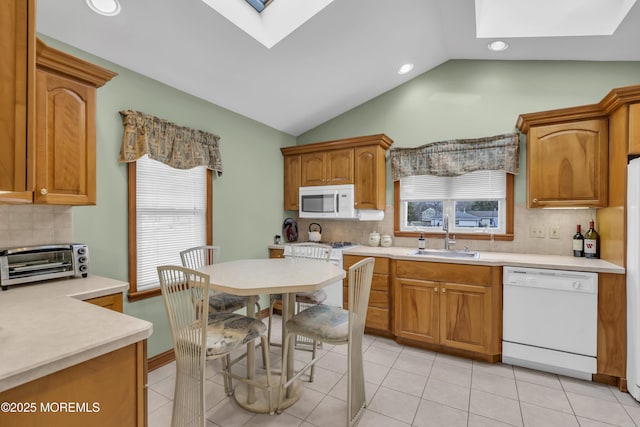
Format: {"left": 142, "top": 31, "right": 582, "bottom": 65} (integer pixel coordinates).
{"left": 39, "top": 36, "right": 295, "bottom": 357}
{"left": 298, "top": 60, "right": 640, "bottom": 205}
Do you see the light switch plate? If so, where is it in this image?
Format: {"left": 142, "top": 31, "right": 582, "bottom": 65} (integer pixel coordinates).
{"left": 530, "top": 226, "right": 545, "bottom": 238}
{"left": 550, "top": 226, "right": 560, "bottom": 239}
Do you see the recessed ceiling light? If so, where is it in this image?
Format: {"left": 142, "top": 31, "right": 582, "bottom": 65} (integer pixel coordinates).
{"left": 397, "top": 63, "right": 414, "bottom": 75}
{"left": 488, "top": 40, "right": 509, "bottom": 51}
{"left": 86, "top": 0, "right": 121, "bottom": 16}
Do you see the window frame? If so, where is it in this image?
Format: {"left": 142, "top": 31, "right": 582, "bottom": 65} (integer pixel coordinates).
{"left": 393, "top": 174, "right": 514, "bottom": 241}
{"left": 127, "top": 161, "right": 213, "bottom": 302}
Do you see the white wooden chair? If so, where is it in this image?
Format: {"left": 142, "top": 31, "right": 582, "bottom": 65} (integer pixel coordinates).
{"left": 267, "top": 242, "right": 331, "bottom": 378}
{"left": 157, "top": 266, "right": 274, "bottom": 426}
{"left": 276, "top": 257, "right": 375, "bottom": 427}
{"left": 180, "top": 245, "right": 268, "bottom": 370}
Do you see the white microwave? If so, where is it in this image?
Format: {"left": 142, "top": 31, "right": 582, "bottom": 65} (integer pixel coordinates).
{"left": 299, "top": 184, "right": 357, "bottom": 219}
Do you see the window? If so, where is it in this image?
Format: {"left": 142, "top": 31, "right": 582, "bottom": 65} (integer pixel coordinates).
{"left": 396, "top": 170, "right": 513, "bottom": 239}
{"left": 128, "top": 156, "right": 212, "bottom": 301}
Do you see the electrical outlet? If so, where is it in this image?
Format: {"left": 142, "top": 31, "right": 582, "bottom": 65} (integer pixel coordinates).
{"left": 550, "top": 226, "right": 560, "bottom": 239}
{"left": 530, "top": 226, "right": 545, "bottom": 238}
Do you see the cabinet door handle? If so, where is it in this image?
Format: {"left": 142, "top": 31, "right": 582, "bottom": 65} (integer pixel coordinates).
{"left": 434, "top": 287, "right": 438, "bottom": 292}
{"left": 40, "top": 188, "right": 48, "bottom": 196}
{"left": 532, "top": 198, "right": 538, "bottom": 204}
{"left": 442, "top": 288, "right": 446, "bottom": 293}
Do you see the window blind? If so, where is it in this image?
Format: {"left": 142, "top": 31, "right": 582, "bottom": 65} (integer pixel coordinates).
{"left": 400, "top": 170, "right": 506, "bottom": 200}
{"left": 136, "top": 156, "right": 206, "bottom": 292}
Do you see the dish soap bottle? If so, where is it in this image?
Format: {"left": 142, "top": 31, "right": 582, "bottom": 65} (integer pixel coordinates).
{"left": 418, "top": 232, "right": 426, "bottom": 250}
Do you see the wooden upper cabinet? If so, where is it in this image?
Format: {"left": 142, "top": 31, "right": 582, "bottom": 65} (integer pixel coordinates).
{"left": 301, "top": 149, "right": 354, "bottom": 186}
{"left": 283, "top": 155, "right": 301, "bottom": 210}
{"left": 281, "top": 134, "right": 392, "bottom": 210}
{"left": 0, "top": 0, "right": 34, "bottom": 203}
{"left": 629, "top": 103, "right": 640, "bottom": 155}
{"left": 354, "top": 145, "right": 386, "bottom": 210}
{"left": 34, "top": 39, "right": 116, "bottom": 205}
{"left": 517, "top": 106, "right": 609, "bottom": 208}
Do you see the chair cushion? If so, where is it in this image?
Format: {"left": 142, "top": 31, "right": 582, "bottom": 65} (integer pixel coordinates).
{"left": 204, "top": 312, "right": 267, "bottom": 356}
{"left": 209, "top": 293, "right": 248, "bottom": 313}
{"left": 270, "top": 289, "right": 327, "bottom": 304}
{"left": 286, "top": 304, "right": 348, "bottom": 344}
{"left": 296, "top": 289, "right": 327, "bottom": 304}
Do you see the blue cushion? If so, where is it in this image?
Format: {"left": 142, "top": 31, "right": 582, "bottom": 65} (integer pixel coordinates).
{"left": 209, "top": 293, "right": 248, "bottom": 313}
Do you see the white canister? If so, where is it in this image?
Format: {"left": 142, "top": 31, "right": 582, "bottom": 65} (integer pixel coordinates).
{"left": 380, "top": 234, "right": 393, "bottom": 247}
{"left": 368, "top": 232, "right": 380, "bottom": 247}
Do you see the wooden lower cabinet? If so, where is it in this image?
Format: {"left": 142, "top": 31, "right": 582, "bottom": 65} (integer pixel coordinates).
{"left": 596, "top": 273, "right": 626, "bottom": 387}
{"left": 0, "top": 341, "right": 147, "bottom": 427}
{"left": 85, "top": 293, "right": 123, "bottom": 312}
{"left": 394, "top": 260, "right": 501, "bottom": 361}
{"left": 343, "top": 255, "right": 390, "bottom": 335}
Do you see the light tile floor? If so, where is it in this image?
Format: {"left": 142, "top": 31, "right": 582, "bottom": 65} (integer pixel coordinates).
{"left": 148, "top": 315, "right": 640, "bottom": 427}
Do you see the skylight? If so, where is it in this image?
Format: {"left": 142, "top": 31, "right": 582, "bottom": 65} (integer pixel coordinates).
{"left": 202, "top": 0, "right": 335, "bottom": 48}
{"left": 475, "top": 0, "right": 636, "bottom": 38}
{"left": 245, "top": 0, "right": 272, "bottom": 14}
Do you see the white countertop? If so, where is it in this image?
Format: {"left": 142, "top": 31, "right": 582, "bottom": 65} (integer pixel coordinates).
{"left": 0, "top": 275, "right": 153, "bottom": 392}
{"left": 339, "top": 245, "right": 625, "bottom": 274}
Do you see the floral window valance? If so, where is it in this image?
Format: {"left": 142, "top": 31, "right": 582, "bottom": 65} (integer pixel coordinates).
{"left": 389, "top": 132, "right": 519, "bottom": 181}
{"left": 118, "top": 110, "right": 223, "bottom": 175}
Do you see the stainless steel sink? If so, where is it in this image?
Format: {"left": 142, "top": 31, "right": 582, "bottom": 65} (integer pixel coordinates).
{"left": 408, "top": 249, "right": 480, "bottom": 259}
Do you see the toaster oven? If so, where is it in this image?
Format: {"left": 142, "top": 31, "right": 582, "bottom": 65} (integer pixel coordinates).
{"left": 0, "top": 244, "right": 90, "bottom": 291}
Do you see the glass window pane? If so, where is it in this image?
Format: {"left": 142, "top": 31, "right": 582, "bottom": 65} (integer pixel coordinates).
{"left": 454, "top": 200, "right": 499, "bottom": 229}
{"left": 407, "top": 201, "right": 443, "bottom": 227}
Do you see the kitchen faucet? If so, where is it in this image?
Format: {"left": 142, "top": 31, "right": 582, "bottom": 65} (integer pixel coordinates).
{"left": 443, "top": 214, "right": 456, "bottom": 250}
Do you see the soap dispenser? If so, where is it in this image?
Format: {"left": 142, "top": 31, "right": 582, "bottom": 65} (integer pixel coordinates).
{"left": 418, "top": 232, "right": 426, "bottom": 250}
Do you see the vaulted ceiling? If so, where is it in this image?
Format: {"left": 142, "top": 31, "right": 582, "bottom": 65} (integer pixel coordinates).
{"left": 37, "top": 0, "right": 640, "bottom": 136}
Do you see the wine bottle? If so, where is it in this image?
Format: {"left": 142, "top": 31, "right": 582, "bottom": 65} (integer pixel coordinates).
{"left": 572, "top": 224, "right": 584, "bottom": 257}
{"left": 584, "top": 220, "right": 600, "bottom": 259}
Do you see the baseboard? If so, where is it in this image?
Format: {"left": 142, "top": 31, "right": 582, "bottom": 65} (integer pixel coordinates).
{"left": 148, "top": 349, "right": 174, "bottom": 371}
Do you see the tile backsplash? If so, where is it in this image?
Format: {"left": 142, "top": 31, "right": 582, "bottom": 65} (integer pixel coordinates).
{"left": 295, "top": 204, "right": 597, "bottom": 256}
{"left": 0, "top": 205, "right": 73, "bottom": 248}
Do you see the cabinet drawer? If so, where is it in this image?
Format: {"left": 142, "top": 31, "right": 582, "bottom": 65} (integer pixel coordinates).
{"left": 344, "top": 287, "right": 388, "bottom": 309}
{"left": 365, "top": 307, "right": 389, "bottom": 331}
{"left": 344, "top": 255, "right": 389, "bottom": 275}
{"left": 396, "top": 261, "right": 493, "bottom": 286}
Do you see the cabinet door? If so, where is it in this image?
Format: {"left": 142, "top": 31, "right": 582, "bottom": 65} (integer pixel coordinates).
{"left": 283, "top": 154, "right": 300, "bottom": 210}
{"left": 394, "top": 278, "right": 439, "bottom": 343}
{"left": 301, "top": 152, "right": 326, "bottom": 186}
{"left": 527, "top": 119, "right": 608, "bottom": 208}
{"left": 85, "top": 293, "right": 124, "bottom": 313}
{"left": 326, "top": 148, "right": 354, "bottom": 185}
{"left": 0, "top": 0, "right": 34, "bottom": 203}
{"left": 35, "top": 69, "right": 96, "bottom": 205}
{"left": 629, "top": 103, "right": 640, "bottom": 155}
{"left": 354, "top": 145, "right": 385, "bottom": 210}
{"left": 439, "top": 282, "right": 491, "bottom": 353}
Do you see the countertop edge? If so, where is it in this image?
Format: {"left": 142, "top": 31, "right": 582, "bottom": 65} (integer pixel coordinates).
{"left": 341, "top": 247, "right": 625, "bottom": 274}
{"left": 0, "top": 276, "right": 153, "bottom": 393}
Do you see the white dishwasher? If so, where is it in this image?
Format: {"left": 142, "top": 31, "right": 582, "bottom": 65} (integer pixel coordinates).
{"left": 502, "top": 266, "right": 598, "bottom": 380}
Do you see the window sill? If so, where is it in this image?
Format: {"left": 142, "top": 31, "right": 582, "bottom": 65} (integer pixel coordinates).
{"left": 393, "top": 230, "right": 514, "bottom": 242}
{"left": 128, "top": 287, "right": 161, "bottom": 302}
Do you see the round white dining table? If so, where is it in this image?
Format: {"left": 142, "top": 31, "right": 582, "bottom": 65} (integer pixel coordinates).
{"left": 197, "top": 258, "right": 346, "bottom": 413}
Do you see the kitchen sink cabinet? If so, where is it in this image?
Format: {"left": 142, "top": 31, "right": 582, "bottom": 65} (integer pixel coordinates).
{"left": 301, "top": 149, "right": 353, "bottom": 187}
{"left": 343, "top": 255, "right": 391, "bottom": 335}
{"left": 394, "top": 260, "right": 501, "bottom": 361}
{"left": 33, "top": 39, "right": 116, "bottom": 205}
{"left": 517, "top": 110, "right": 608, "bottom": 208}
{"left": 0, "top": 0, "right": 35, "bottom": 203}
{"left": 280, "top": 134, "right": 393, "bottom": 211}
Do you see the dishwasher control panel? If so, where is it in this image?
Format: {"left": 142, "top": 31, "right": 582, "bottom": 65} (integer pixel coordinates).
{"left": 503, "top": 266, "right": 597, "bottom": 294}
